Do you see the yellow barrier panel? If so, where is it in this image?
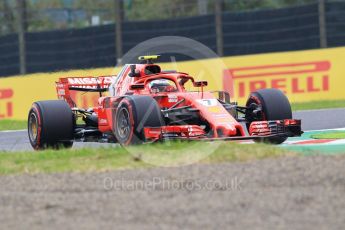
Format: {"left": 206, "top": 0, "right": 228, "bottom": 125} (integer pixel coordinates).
{"left": 0, "top": 46, "right": 344, "bottom": 120}
{"left": 161, "top": 46, "right": 345, "bottom": 104}
{"left": 0, "top": 68, "right": 118, "bottom": 120}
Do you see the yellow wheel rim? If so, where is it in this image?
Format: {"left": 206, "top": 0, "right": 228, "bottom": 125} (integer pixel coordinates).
{"left": 29, "top": 113, "right": 38, "bottom": 141}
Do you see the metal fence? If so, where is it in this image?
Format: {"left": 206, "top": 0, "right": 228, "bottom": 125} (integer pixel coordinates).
{"left": 0, "top": 0, "right": 344, "bottom": 77}
{"left": 0, "top": 0, "right": 321, "bottom": 34}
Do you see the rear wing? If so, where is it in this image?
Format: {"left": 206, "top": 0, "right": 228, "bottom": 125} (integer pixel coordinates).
{"left": 56, "top": 76, "right": 116, "bottom": 107}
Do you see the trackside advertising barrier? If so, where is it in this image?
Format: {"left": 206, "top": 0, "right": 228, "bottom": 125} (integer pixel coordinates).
{"left": 0, "top": 46, "right": 344, "bottom": 120}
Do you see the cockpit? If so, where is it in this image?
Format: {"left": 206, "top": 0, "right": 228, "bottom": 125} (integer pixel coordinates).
{"left": 109, "top": 55, "right": 207, "bottom": 97}
{"left": 148, "top": 79, "right": 178, "bottom": 93}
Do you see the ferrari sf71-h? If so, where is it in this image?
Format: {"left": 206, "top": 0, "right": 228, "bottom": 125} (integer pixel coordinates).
{"left": 28, "top": 56, "right": 302, "bottom": 149}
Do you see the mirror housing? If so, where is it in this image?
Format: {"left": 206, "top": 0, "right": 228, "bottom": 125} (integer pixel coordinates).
{"left": 129, "top": 84, "right": 145, "bottom": 90}
{"left": 193, "top": 81, "right": 208, "bottom": 87}
{"left": 129, "top": 65, "right": 140, "bottom": 77}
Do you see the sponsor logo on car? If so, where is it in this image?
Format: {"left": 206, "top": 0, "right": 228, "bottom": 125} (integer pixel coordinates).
{"left": 168, "top": 95, "right": 178, "bottom": 103}
{"left": 67, "top": 77, "right": 114, "bottom": 85}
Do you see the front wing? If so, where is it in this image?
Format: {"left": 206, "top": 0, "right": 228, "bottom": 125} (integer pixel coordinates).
{"left": 143, "top": 119, "right": 302, "bottom": 142}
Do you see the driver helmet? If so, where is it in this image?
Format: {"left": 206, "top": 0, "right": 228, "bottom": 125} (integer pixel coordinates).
{"left": 149, "top": 79, "right": 176, "bottom": 93}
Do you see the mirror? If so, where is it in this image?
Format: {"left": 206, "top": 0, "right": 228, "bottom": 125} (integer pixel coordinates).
{"left": 129, "top": 65, "right": 140, "bottom": 77}
{"left": 193, "top": 81, "right": 208, "bottom": 87}
{"left": 129, "top": 84, "right": 145, "bottom": 90}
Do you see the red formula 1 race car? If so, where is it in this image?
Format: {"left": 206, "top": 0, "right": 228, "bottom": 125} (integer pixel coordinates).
{"left": 27, "top": 55, "right": 302, "bottom": 150}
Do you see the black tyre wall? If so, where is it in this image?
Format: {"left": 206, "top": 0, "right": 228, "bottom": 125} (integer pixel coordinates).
{"left": 28, "top": 100, "right": 74, "bottom": 149}
{"left": 113, "top": 96, "right": 165, "bottom": 145}
{"left": 246, "top": 89, "right": 292, "bottom": 144}
{"left": 247, "top": 89, "right": 292, "bottom": 121}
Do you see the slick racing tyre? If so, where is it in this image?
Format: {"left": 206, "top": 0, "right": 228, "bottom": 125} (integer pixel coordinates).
{"left": 28, "top": 100, "right": 74, "bottom": 150}
{"left": 245, "top": 88, "right": 292, "bottom": 144}
{"left": 113, "top": 96, "right": 165, "bottom": 145}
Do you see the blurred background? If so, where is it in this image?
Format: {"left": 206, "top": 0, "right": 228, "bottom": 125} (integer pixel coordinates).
{"left": 0, "top": 0, "right": 344, "bottom": 77}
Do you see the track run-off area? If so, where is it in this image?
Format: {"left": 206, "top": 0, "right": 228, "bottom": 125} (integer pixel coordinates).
{"left": 0, "top": 108, "right": 344, "bottom": 153}
{"left": 0, "top": 109, "right": 344, "bottom": 230}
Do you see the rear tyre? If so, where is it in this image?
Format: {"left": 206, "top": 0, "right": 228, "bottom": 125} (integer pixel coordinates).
{"left": 28, "top": 100, "right": 74, "bottom": 150}
{"left": 113, "top": 96, "right": 164, "bottom": 145}
{"left": 245, "top": 88, "right": 292, "bottom": 144}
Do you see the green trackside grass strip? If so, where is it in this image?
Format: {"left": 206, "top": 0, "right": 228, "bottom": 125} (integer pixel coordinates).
{"left": 0, "top": 129, "right": 344, "bottom": 175}
{"left": 0, "top": 120, "right": 27, "bottom": 131}
{"left": 0, "top": 142, "right": 294, "bottom": 175}
{"left": 291, "top": 100, "right": 345, "bottom": 111}
{"left": 284, "top": 129, "right": 345, "bottom": 142}
{"left": 311, "top": 131, "right": 345, "bottom": 139}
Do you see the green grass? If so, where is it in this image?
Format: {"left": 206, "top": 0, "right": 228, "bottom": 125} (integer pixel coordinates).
{"left": 291, "top": 100, "right": 345, "bottom": 111}
{"left": 311, "top": 131, "right": 345, "bottom": 139}
{"left": 0, "top": 119, "right": 26, "bottom": 131}
{"left": 0, "top": 142, "right": 294, "bottom": 175}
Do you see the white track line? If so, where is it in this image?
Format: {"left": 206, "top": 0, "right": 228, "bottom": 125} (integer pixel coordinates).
{"left": 332, "top": 139, "right": 345, "bottom": 144}
{"left": 0, "top": 129, "right": 26, "bottom": 133}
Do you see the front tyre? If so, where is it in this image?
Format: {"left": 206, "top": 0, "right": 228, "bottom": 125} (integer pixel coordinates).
{"left": 28, "top": 100, "right": 74, "bottom": 150}
{"left": 113, "top": 96, "right": 164, "bottom": 145}
{"left": 114, "top": 103, "right": 134, "bottom": 144}
{"left": 245, "top": 88, "right": 292, "bottom": 144}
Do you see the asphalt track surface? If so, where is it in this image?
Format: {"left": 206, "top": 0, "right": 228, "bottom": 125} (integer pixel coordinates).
{"left": 0, "top": 108, "right": 345, "bottom": 229}
{"left": 1, "top": 108, "right": 344, "bottom": 152}
{"left": 293, "top": 108, "right": 345, "bottom": 130}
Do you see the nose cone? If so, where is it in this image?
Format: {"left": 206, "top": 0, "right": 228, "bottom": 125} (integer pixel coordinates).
{"left": 215, "top": 124, "right": 238, "bottom": 137}
{"left": 187, "top": 93, "right": 245, "bottom": 137}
